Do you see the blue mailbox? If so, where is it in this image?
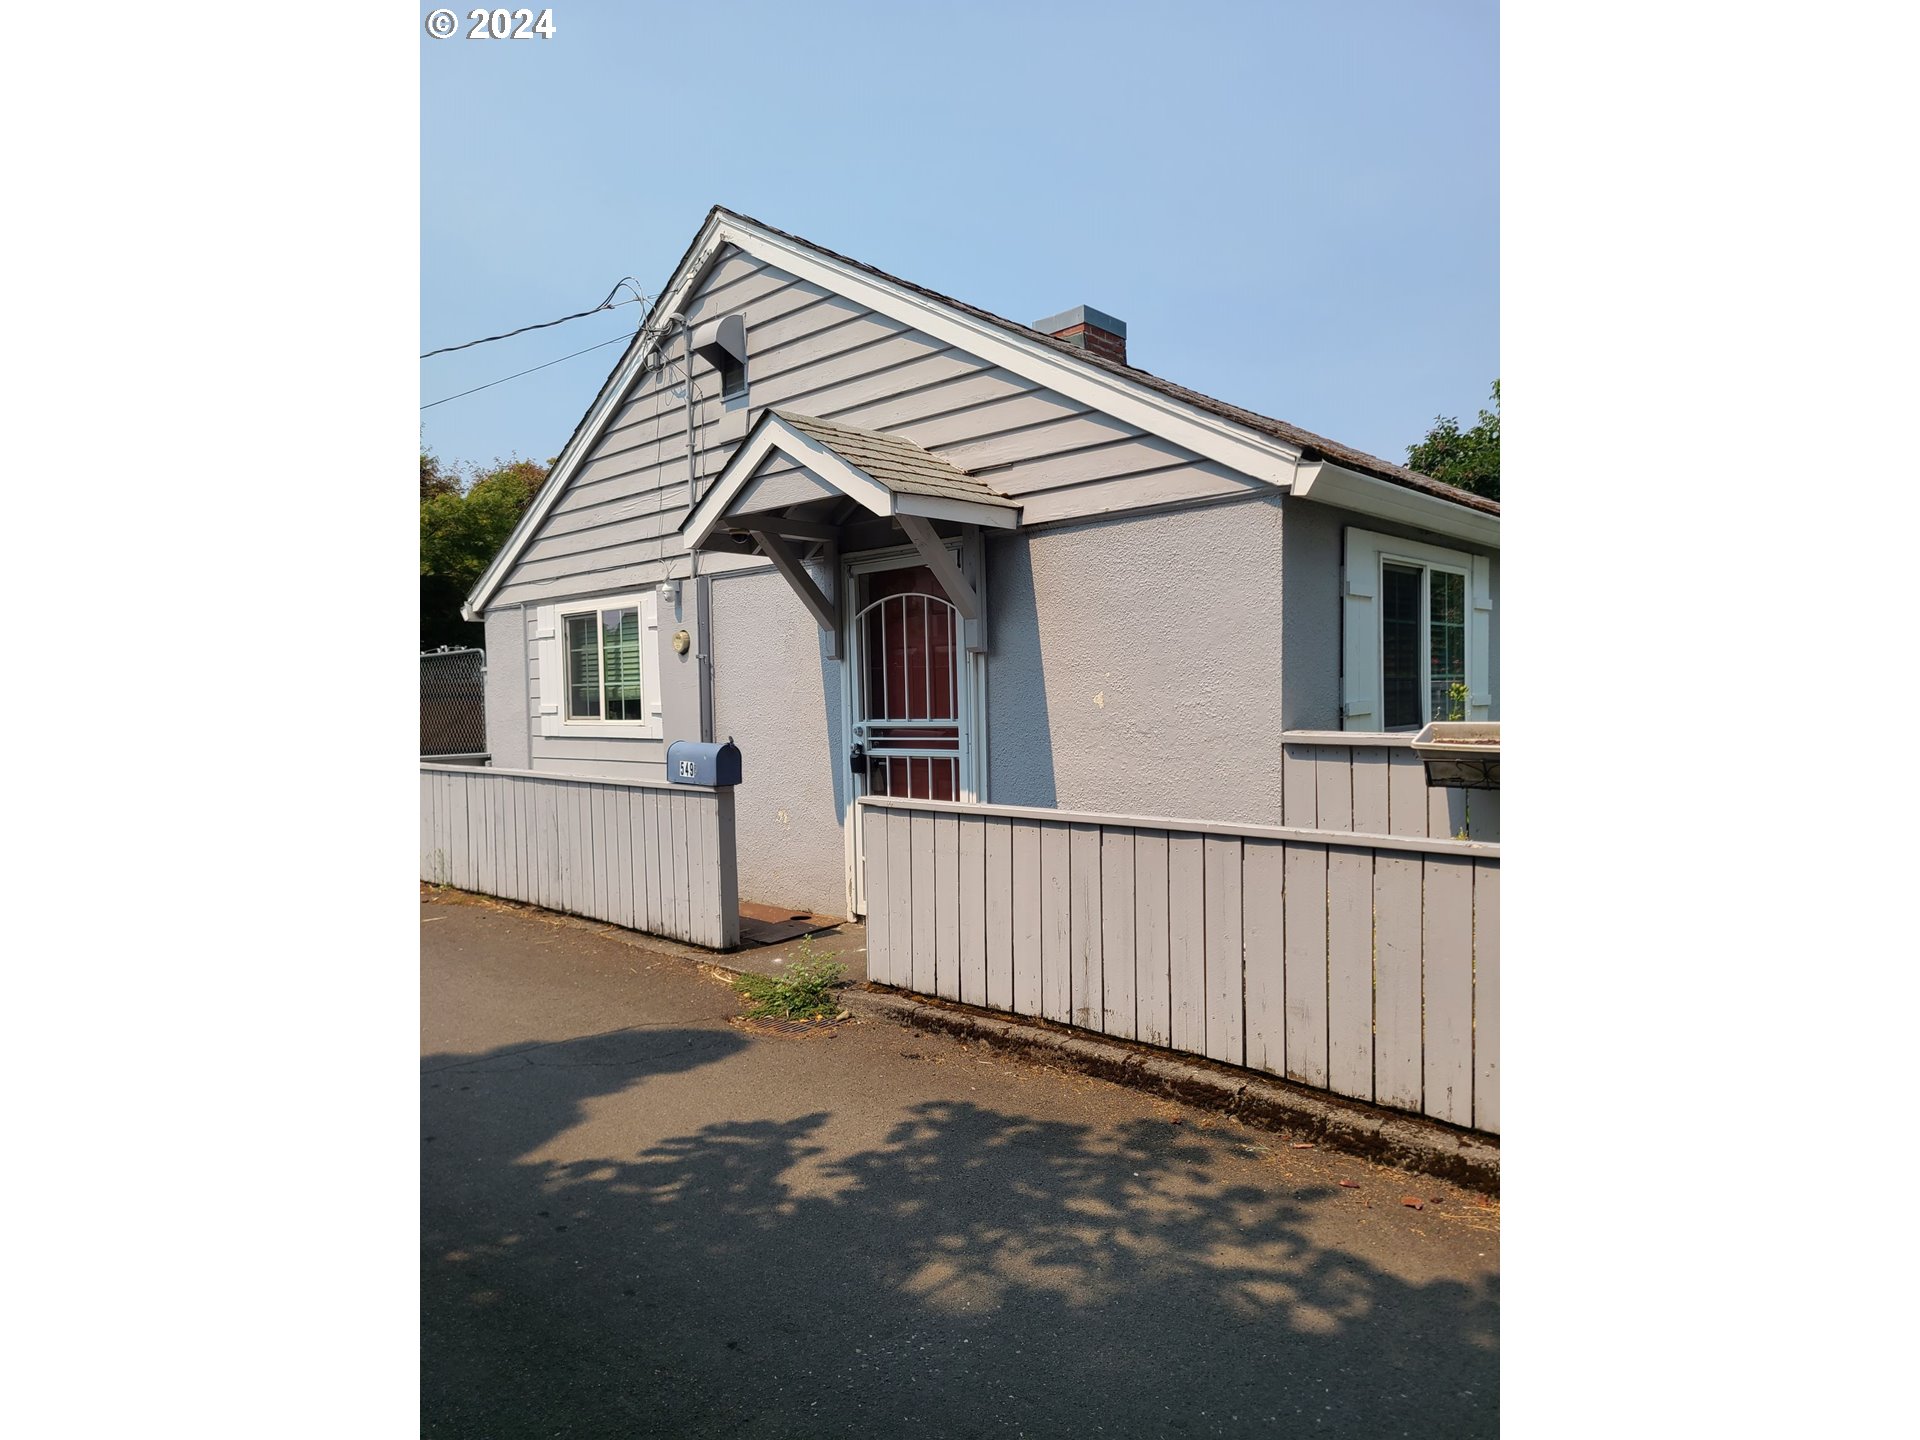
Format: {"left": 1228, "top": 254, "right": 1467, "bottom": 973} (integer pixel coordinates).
{"left": 666, "top": 737, "right": 742, "bottom": 787}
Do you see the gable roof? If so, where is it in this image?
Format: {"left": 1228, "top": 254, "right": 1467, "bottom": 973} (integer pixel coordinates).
{"left": 465, "top": 206, "right": 1494, "bottom": 618}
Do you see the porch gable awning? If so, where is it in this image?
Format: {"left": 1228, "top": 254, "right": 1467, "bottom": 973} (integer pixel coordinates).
{"left": 680, "top": 410, "right": 1019, "bottom": 658}
{"left": 683, "top": 409, "right": 1020, "bottom": 552}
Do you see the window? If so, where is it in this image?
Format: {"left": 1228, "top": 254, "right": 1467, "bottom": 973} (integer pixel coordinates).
{"left": 1379, "top": 561, "right": 1468, "bottom": 729}
{"left": 1341, "top": 528, "right": 1494, "bottom": 731}
{"left": 716, "top": 350, "right": 747, "bottom": 402}
{"left": 564, "top": 605, "right": 646, "bottom": 722}
{"left": 535, "top": 590, "right": 662, "bottom": 739}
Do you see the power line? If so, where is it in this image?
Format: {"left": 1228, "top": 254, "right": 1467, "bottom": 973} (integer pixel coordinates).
{"left": 420, "top": 327, "right": 643, "bottom": 410}
{"left": 420, "top": 279, "right": 647, "bottom": 358}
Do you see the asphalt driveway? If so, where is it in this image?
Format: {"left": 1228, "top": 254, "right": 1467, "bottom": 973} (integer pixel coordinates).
{"left": 422, "top": 894, "right": 1498, "bottom": 1437}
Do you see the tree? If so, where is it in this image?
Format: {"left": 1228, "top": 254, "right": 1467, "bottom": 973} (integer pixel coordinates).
{"left": 420, "top": 454, "right": 549, "bottom": 649}
{"left": 1406, "top": 380, "right": 1499, "bottom": 501}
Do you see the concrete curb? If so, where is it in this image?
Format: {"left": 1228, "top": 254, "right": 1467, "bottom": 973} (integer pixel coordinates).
{"left": 845, "top": 984, "right": 1500, "bottom": 1195}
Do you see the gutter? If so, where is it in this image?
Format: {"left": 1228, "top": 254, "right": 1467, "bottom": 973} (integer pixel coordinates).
{"left": 1291, "top": 460, "right": 1500, "bottom": 548}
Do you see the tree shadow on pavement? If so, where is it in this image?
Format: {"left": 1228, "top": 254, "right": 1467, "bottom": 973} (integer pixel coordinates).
{"left": 423, "top": 1029, "right": 1497, "bottom": 1438}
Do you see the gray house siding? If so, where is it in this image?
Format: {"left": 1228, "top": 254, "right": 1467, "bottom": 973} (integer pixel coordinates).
{"left": 986, "top": 494, "right": 1289, "bottom": 827}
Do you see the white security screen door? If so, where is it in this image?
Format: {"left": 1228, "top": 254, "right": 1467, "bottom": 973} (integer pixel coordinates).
{"left": 845, "top": 553, "right": 976, "bottom": 913}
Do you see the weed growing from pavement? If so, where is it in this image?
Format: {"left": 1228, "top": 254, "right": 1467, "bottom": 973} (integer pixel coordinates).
{"left": 733, "top": 941, "right": 846, "bottom": 1020}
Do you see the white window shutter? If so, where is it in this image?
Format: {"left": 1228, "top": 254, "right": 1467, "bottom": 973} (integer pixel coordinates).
{"left": 642, "top": 592, "right": 661, "bottom": 718}
{"left": 534, "top": 605, "right": 563, "bottom": 738}
{"left": 1469, "top": 556, "right": 1494, "bottom": 720}
{"left": 1341, "top": 532, "right": 1381, "bottom": 731}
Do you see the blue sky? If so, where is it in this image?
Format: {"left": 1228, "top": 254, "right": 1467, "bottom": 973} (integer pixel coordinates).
{"left": 421, "top": 0, "right": 1497, "bottom": 474}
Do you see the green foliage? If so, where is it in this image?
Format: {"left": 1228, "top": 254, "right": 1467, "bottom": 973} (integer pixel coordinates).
{"left": 1446, "top": 681, "right": 1470, "bottom": 723}
{"left": 733, "top": 946, "right": 847, "bottom": 1021}
{"left": 1406, "top": 380, "right": 1499, "bottom": 501}
{"left": 419, "top": 453, "right": 549, "bottom": 649}
{"left": 420, "top": 450, "right": 459, "bottom": 502}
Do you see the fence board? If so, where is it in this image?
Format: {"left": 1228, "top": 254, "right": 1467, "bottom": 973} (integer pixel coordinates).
{"left": 1100, "top": 828, "right": 1135, "bottom": 1039}
{"left": 1429, "top": 784, "right": 1468, "bottom": 843}
{"left": 1388, "top": 751, "right": 1428, "bottom": 837}
{"left": 888, "top": 806, "right": 914, "bottom": 987}
{"left": 934, "top": 814, "right": 961, "bottom": 1000}
{"left": 557, "top": 783, "right": 576, "bottom": 913}
{"left": 648, "top": 787, "right": 670, "bottom": 935}
{"left": 1423, "top": 856, "right": 1475, "bottom": 1127}
{"left": 986, "top": 817, "right": 1016, "bottom": 1011}
{"left": 686, "top": 788, "right": 711, "bottom": 947}
{"left": 1134, "top": 831, "right": 1171, "bottom": 1048}
{"left": 420, "top": 774, "right": 434, "bottom": 881}
{"left": 1314, "top": 748, "right": 1354, "bottom": 831}
{"left": 1242, "top": 839, "right": 1285, "bottom": 1075}
{"left": 1467, "top": 790, "right": 1500, "bottom": 843}
{"left": 1282, "top": 744, "right": 1317, "bottom": 828}
{"left": 958, "top": 816, "right": 987, "bottom": 1007}
{"left": 1203, "top": 835, "right": 1243, "bottom": 1066}
{"left": 679, "top": 794, "right": 702, "bottom": 940}
{"left": 1068, "top": 824, "right": 1103, "bottom": 1031}
{"left": 531, "top": 780, "right": 549, "bottom": 909}
{"left": 1040, "top": 823, "right": 1071, "bottom": 1023}
{"left": 634, "top": 789, "right": 658, "bottom": 934}
{"left": 500, "top": 779, "right": 518, "bottom": 902}
{"left": 1326, "top": 849, "right": 1374, "bottom": 1100}
{"left": 1168, "top": 834, "right": 1207, "bottom": 1055}
{"left": 450, "top": 773, "right": 470, "bottom": 890}
{"left": 1010, "top": 819, "right": 1041, "bottom": 1016}
{"left": 592, "top": 786, "right": 611, "bottom": 922}
{"left": 1283, "top": 844, "right": 1329, "bottom": 1087}
{"left": 864, "top": 808, "right": 892, "bottom": 984}
{"left": 1352, "top": 749, "right": 1390, "bottom": 835}
{"left": 1474, "top": 861, "right": 1500, "bottom": 1133}
{"left": 1374, "top": 855, "right": 1424, "bottom": 1111}
{"left": 911, "top": 812, "right": 937, "bottom": 994}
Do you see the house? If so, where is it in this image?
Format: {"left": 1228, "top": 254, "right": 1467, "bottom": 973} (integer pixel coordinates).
{"left": 464, "top": 206, "right": 1499, "bottom": 920}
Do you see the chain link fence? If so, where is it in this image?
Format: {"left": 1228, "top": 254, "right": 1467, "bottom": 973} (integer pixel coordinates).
{"left": 421, "top": 647, "right": 487, "bottom": 758}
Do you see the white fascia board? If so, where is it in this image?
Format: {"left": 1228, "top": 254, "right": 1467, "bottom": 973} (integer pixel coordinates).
{"left": 1292, "top": 461, "right": 1499, "bottom": 548}
{"left": 894, "top": 493, "right": 1021, "bottom": 529}
{"left": 682, "top": 412, "right": 894, "bottom": 548}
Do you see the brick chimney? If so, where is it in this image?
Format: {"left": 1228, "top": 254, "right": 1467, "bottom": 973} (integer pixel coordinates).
{"left": 1034, "top": 304, "right": 1127, "bottom": 366}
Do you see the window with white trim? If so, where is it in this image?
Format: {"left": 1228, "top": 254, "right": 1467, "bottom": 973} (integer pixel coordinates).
{"left": 534, "top": 591, "right": 662, "bottom": 739}
{"left": 564, "top": 604, "right": 646, "bottom": 721}
{"left": 1342, "top": 528, "right": 1494, "bottom": 731}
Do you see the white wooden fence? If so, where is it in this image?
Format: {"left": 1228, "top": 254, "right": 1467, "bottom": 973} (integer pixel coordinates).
{"left": 860, "top": 795, "right": 1499, "bottom": 1135}
{"left": 420, "top": 764, "right": 740, "bottom": 949}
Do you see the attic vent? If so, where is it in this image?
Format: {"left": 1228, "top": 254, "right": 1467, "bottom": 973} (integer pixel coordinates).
{"left": 692, "top": 314, "right": 749, "bottom": 401}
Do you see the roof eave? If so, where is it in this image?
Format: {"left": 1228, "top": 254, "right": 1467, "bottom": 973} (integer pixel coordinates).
{"left": 1291, "top": 461, "right": 1499, "bottom": 548}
